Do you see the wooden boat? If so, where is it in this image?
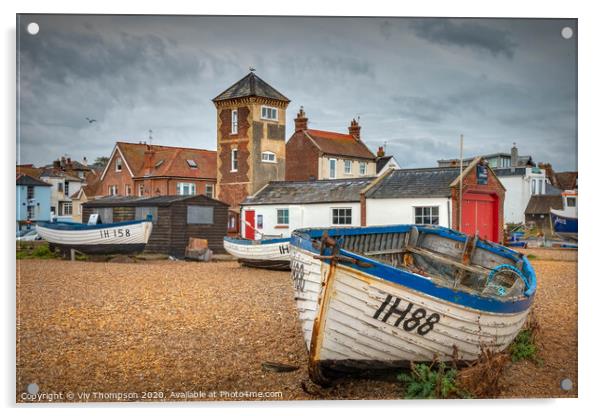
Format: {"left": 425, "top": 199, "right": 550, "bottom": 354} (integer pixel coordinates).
{"left": 36, "top": 218, "right": 153, "bottom": 255}
{"left": 290, "top": 224, "right": 537, "bottom": 385}
{"left": 550, "top": 190, "right": 578, "bottom": 241}
{"left": 223, "top": 236, "right": 291, "bottom": 270}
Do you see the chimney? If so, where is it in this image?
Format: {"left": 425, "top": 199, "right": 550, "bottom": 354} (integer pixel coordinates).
{"left": 377, "top": 146, "right": 385, "bottom": 158}
{"left": 349, "top": 118, "right": 361, "bottom": 140}
{"left": 294, "top": 106, "right": 308, "bottom": 131}
{"left": 53, "top": 160, "right": 60, "bottom": 169}
{"left": 82, "top": 157, "right": 88, "bottom": 167}
{"left": 143, "top": 144, "right": 155, "bottom": 176}
{"left": 511, "top": 142, "right": 518, "bottom": 167}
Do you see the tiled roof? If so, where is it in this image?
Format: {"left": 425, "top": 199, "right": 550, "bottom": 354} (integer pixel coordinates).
{"left": 16, "top": 165, "right": 42, "bottom": 178}
{"left": 376, "top": 155, "right": 393, "bottom": 173}
{"left": 525, "top": 195, "right": 563, "bottom": 215}
{"left": 366, "top": 167, "right": 460, "bottom": 199}
{"left": 213, "top": 72, "right": 290, "bottom": 103}
{"left": 242, "top": 177, "right": 375, "bottom": 205}
{"left": 16, "top": 174, "right": 51, "bottom": 187}
{"left": 115, "top": 142, "right": 217, "bottom": 179}
{"left": 554, "top": 171, "right": 578, "bottom": 191}
{"left": 305, "top": 129, "right": 376, "bottom": 160}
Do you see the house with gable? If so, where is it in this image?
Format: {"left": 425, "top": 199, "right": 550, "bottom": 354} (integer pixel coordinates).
{"left": 16, "top": 174, "right": 52, "bottom": 231}
{"left": 97, "top": 142, "right": 217, "bottom": 199}
{"left": 285, "top": 107, "right": 377, "bottom": 181}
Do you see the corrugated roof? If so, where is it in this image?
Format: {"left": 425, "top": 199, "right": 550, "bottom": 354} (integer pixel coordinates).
{"left": 305, "top": 129, "right": 376, "bottom": 160}
{"left": 242, "top": 177, "right": 375, "bottom": 205}
{"left": 16, "top": 174, "right": 51, "bottom": 187}
{"left": 366, "top": 167, "right": 460, "bottom": 199}
{"left": 525, "top": 195, "right": 563, "bottom": 215}
{"left": 213, "top": 72, "right": 290, "bottom": 103}
{"left": 83, "top": 194, "right": 228, "bottom": 208}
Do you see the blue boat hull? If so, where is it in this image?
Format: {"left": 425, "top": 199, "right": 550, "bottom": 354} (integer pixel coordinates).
{"left": 551, "top": 212, "right": 578, "bottom": 241}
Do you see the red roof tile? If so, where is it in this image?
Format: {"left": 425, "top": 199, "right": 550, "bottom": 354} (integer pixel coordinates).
{"left": 305, "top": 129, "right": 375, "bottom": 160}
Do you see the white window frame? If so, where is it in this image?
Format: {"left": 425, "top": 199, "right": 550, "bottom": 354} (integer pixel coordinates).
{"left": 566, "top": 197, "right": 576, "bottom": 207}
{"left": 231, "top": 149, "right": 238, "bottom": 172}
{"left": 344, "top": 160, "right": 352, "bottom": 175}
{"left": 276, "top": 208, "right": 289, "bottom": 226}
{"left": 205, "top": 184, "right": 214, "bottom": 198}
{"left": 138, "top": 184, "right": 144, "bottom": 196}
{"left": 329, "top": 158, "right": 337, "bottom": 179}
{"left": 125, "top": 184, "right": 132, "bottom": 196}
{"left": 332, "top": 208, "right": 353, "bottom": 225}
{"left": 414, "top": 206, "right": 440, "bottom": 225}
{"left": 231, "top": 109, "right": 238, "bottom": 134}
{"left": 261, "top": 105, "right": 278, "bottom": 121}
{"left": 115, "top": 157, "right": 122, "bottom": 172}
{"left": 108, "top": 185, "right": 118, "bottom": 196}
{"left": 177, "top": 182, "right": 196, "bottom": 196}
{"left": 261, "top": 151, "right": 276, "bottom": 163}
{"left": 359, "top": 161, "right": 367, "bottom": 176}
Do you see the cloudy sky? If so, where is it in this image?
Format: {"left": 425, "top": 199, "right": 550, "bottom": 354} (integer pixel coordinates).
{"left": 17, "top": 15, "right": 577, "bottom": 170}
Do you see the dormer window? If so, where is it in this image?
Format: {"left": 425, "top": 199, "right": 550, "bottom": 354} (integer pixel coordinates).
{"left": 115, "top": 157, "right": 122, "bottom": 172}
{"left": 261, "top": 105, "right": 278, "bottom": 121}
{"left": 231, "top": 109, "right": 238, "bottom": 134}
{"left": 187, "top": 159, "right": 198, "bottom": 168}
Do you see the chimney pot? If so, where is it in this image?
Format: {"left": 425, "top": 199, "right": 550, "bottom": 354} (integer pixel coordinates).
{"left": 294, "top": 106, "right": 308, "bottom": 132}
{"left": 348, "top": 118, "right": 361, "bottom": 140}
{"left": 377, "top": 146, "right": 385, "bottom": 157}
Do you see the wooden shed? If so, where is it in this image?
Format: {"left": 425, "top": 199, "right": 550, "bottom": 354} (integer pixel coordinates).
{"left": 82, "top": 195, "right": 229, "bottom": 257}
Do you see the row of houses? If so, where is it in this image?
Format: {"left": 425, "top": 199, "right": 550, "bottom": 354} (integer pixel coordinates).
{"left": 17, "top": 71, "right": 576, "bottom": 247}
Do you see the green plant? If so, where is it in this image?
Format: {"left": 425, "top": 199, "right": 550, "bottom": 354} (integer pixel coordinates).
{"left": 16, "top": 243, "right": 59, "bottom": 260}
{"left": 509, "top": 329, "right": 541, "bottom": 364}
{"left": 397, "top": 362, "right": 470, "bottom": 399}
{"left": 527, "top": 254, "right": 537, "bottom": 260}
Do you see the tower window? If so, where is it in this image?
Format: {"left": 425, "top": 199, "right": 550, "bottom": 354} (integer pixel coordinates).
{"left": 261, "top": 151, "right": 276, "bottom": 163}
{"left": 115, "top": 157, "right": 122, "bottom": 172}
{"left": 231, "top": 109, "right": 238, "bottom": 134}
{"left": 231, "top": 149, "right": 238, "bottom": 172}
{"left": 261, "top": 106, "right": 278, "bottom": 121}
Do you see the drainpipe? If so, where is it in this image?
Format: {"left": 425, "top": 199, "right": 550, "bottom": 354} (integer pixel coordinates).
{"left": 458, "top": 134, "right": 464, "bottom": 232}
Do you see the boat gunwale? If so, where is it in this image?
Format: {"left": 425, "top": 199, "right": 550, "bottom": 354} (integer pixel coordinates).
{"left": 223, "top": 236, "right": 290, "bottom": 245}
{"left": 36, "top": 218, "right": 152, "bottom": 231}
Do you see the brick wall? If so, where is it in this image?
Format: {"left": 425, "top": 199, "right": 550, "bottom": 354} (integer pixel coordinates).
{"left": 285, "top": 130, "right": 320, "bottom": 181}
{"left": 100, "top": 155, "right": 135, "bottom": 196}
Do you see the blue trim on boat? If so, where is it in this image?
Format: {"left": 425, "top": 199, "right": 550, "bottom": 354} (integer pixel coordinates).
{"left": 291, "top": 224, "right": 537, "bottom": 314}
{"left": 224, "top": 236, "right": 291, "bottom": 245}
{"left": 37, "top": 218, "right": 151, "bottom": 231}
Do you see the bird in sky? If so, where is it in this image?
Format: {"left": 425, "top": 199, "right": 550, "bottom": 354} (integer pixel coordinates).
{"left": 85, "top": 117, "right": 97, "bottom": 123}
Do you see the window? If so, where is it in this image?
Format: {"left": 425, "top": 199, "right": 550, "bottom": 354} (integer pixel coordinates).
{"left": 177, "top": 182, "right": 196, "bottom": 196}
{"left": 187, "top": 206, "right": 214, "bottom": 224}
{"left": 276, "top": 208, "right": 289, "bottom": 226}
{"left": 64, "top": 181, "right": 69, "bottom": 196}
{"left": 205, "top": 184, "right": 214, "bottom": 198}
{"left": 135, "top": 206, "right": 158, "bottom": 223}
{"left": 414, "top": 206, "right": 439, "bottom": 225}
{"left": 344, "top": 160, "right": 352, "bottom": 174}
{"left": 489, "top": 158, "right": 498, "bottom": 168}
{"left": 27, "top": 205, "right": 34, "bottom": 219}
{"left": 27, "top": 186, "right": 34, "bottom": 200}
{"left": 231, "top": 109, "right": 238, "bottom": 134}
{"left": 531, "top": 179, "right": 537, "bottom": 195}
{"left": 359, "top": 162, "right": 367, "bottom": 175}
{"left": 116, "top": 157, "right": 122, "bottom": 172}
{"left": 329, "top": 158, "right": 336, "bottom": 179}
{"left": 257, "top": 214, "right": 264, "bottom": 229}
{"left": 57, "top": 182, "right": 63, "bottom": 193}
{"left": 261, "top": 106, "right": 278, "bottom": 121}
{"left": 108, "top": 185, "right": 118, "bottom": 196}
{"left": 332, "top": 208, "right": 352, "bottom": 225}
{"left": 62, "top": 202, "right": 73, "bottom": 216}
{"left": 138, "top": 184, "right": 144, "bottom": 196}
{"left": 261, "top": 151, "right": 276, "bottom": 163}
{"left": 538, "top": 179, "right": 544, "bottom": 195}
{"left": 566, "top": 197, "right": 576, "bottom": 207}
{"left": 187, "top": 159, "right": 198, "bottom": 168}
{"left": 125, "top": 185, "right": 132, "bottom": 196}
{"left": 231, "top": 149, "right": 238, "bottom": 172}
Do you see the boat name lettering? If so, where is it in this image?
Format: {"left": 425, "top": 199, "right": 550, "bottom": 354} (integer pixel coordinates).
{"left": 279, "top": 244, "right": 290, "bottom": 255}
{"left": 99, "top": 228, "right": 131, "bottom": 239}
{"left": 373, "top": 294, "right": 440, "bottom": 336}
{"left": 291, "top": 261, "right": 305, "bottom": 292}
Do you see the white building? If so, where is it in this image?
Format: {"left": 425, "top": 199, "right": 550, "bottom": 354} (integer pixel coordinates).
{"left": 39, "top": 170, "right": 83, "bottom": 221}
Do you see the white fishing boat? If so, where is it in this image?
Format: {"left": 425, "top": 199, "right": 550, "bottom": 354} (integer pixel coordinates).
{"left": 223, "top": 236, "right": 291, "bottom": 270}
{"left": 290, "top": 224, "right": 537, "bottom": 385}
{"left": 36, "top": 217, "right": 153, "bottom": 255}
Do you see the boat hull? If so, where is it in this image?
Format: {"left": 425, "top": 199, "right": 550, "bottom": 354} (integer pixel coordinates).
{"left": 550, "top": 210, "right": 578, "bottom": 241}
{"left": 290, "top": 225, "right": 536, "bottom": 384}
{"left": 223, "top": 237, "right": 291, "bottom": 270}
{"left": 36, "top": 220, "right": 153, "bottom": 255}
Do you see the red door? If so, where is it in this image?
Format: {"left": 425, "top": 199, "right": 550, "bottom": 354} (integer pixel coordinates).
{"left": 461, "top": 193, "right": 498, "bottom": 242}
{"left": 244, "top": 210, "right": 255, "bottom": 240}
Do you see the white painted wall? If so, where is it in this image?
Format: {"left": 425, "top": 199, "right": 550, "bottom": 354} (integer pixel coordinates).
{"left": 366, "top": 198, "right": 451, "bottom": 228}
{"left": 498, "top": 167, "right": 547, "bottom": 224}
{"left": 241, "top": 202, "right": 361, "bottom": 239}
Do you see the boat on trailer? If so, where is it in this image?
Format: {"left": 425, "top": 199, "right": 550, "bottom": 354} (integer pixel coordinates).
{"left": 223, "top": 236, "right": 291, "bottom": 270}
{"left": 36, "top": 217, "right": 153, "bottom": 255}
{"left": 290, "top": 224, "right": 537, "bottom": 385}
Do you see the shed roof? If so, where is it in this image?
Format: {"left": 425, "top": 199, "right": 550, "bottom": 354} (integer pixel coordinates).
{"left": 213, "top": 72, "right": 290, "bottom": 103}
{"left": 304, "top": 129, "right": 376, "bottom": 159}
{"left": 525, "top": 195, "right": 563, "bottom": 215}
{"left": 366, "top": 167, "right": 460, "bottom": 199}
{"left": 242, "top": 177, "right": 375, "bottom": 205}
{"left": 83, "top": 194, "right": 228, "bottom": 208}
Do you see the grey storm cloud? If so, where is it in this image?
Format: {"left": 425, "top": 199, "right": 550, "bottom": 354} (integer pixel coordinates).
{"left": 16, "top": 15, "right": 577, "bottom": 171}
{"left": 410, "top": 19, "right": 518, "bottom": 58}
